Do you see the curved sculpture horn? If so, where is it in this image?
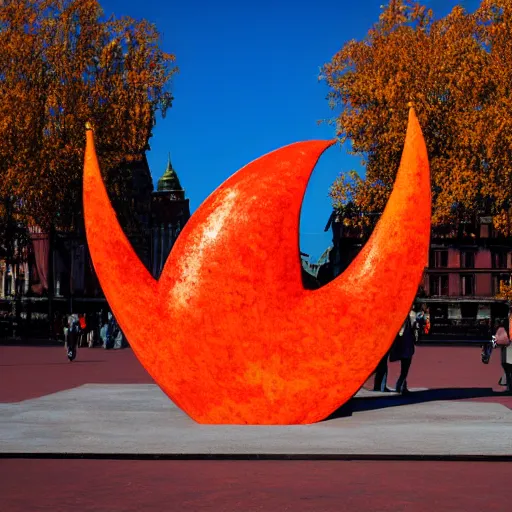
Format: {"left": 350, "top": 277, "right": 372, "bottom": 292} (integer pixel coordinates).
{"left": 84, "top": 107, "right": 430, "bottom": 425}
{"left": 83, "top": 127, "right": 161, "bottom": 374}
{"left": 301, "top": 106, "right": 431, "bottom": 422}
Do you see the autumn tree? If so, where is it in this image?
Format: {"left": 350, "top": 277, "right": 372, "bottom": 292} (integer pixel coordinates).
{"left": 322, "top": 0, "right": 512, "bottom": 234}
{"left": 0, "top": 0, "right": 177, "bottom": 233}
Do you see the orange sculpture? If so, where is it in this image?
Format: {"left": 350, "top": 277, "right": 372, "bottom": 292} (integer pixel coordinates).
{"left": 83, "top": 107, "right": 430, "bottom": 425}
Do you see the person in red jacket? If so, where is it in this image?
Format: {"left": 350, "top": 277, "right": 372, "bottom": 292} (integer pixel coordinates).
{"left": 78, "top": 314, "right": 87, "bottom": 347}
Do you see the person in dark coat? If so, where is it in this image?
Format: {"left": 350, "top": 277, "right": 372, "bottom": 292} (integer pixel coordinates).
{"left": 373, "top": 351, "right": 390, "bottom": 392}
{"left": 66, "top": 314, "right": 81, "bottom": 362}
{"left": 104, "top": 312, "right": 118, "bottom": 350}
{"left": 390, "top": 311, "right": 416, "bottom": 394}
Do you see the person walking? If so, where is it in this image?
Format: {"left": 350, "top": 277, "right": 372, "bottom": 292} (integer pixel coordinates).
{"left": 409, "top": 306, "right": 419, "bottom": 343}
{"left": 389, "top": 310, "right": 416, "bottom": 394}
{"left": 63, "top": 314, "right": 70, "bottom": 349}
{"left": 495, "top": 320, "right": 512, "bottom": 394}
{"left": 66, "top": 314, "right": 81, "bottom": 362}
{"left": 86, "top": 312, "right": 98, "bottom": 348}
{"left": 416, "top": 303, "right": 431, "bottom": 339}
{"left": 373, "top": 351, "right": 390, "bottom": 392}
{"left": 104, "top": 312, "right": 117, "bottom": 350}
{"left": 78, "top": 314, "right": 87, "bottom": 347}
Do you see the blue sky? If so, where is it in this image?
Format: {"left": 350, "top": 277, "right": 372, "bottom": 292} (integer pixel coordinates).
{"left": 102, "top": 0, "right": 480, "bottom": 260}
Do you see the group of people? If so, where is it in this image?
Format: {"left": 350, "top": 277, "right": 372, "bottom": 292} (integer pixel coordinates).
{"left": 61, "top": 311, "right": 125, "bottom": 362}
{"left": 374, "top": 303, "right": 512, "bottom": 394}
{"left": 373, "top": 304, "right": 429, "bottom": 394}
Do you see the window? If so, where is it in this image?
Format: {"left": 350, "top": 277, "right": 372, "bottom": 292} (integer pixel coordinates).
{"left": 492, "top": 250, "right": 508, "bottom": 269}
{"left": 480, "top": 224, "right": 490, "bottom": 238}
{"left": 479, "top": 216, "right": 493, "bottom": 238}
{"left": 431, "top": 250, "right": 448, "bottom": 268}
{"left": 461, "top": 251, "right": 475, "bottom": 269}
{"left": 461, "top": 274, "right": 475, "bottom": 296}
{"left": 430, "top": 274, "right": 449, "bottom": 296}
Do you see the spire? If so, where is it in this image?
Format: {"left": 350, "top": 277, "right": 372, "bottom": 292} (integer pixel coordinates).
{"left": 157, "top": 153, "right": 183, "bottom": 192}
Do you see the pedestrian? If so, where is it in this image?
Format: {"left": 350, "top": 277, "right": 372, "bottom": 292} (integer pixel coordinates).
{"left": 415, "top": 303, "right": 429, "bottom": 340}
{"left": 373, "top": 351, "right": 389, "bottom": 392}
{"left": 100, "top": 320, "right": 108, "bottom": 348}
{"left": 105, "top": 312, "right": 117, "bottom": 350}
{"left": 113, "top": 328, "right": 124, "bottom": 349}
{"left": 86, "top": 312, "right": 97, "bottom": 348}
{"left": 389, "top": 309, "right": 416, "bottom": 394}
{"left": 66, "top": 314, "right": 81, "bottom": 362}
{"left": 409, "top": 305, "right": 420, "bottom": 343}
{"left": 78, "top": 314, "right": 87, "bottom": 347}
{"left": 63, "top": 314, "right": 70, "bottom": 349}
{"left": 424, "top": 307, "right": 431, "bottom": 335}
{"left": 494, "top": 320, "right": 512, "bottom": 393}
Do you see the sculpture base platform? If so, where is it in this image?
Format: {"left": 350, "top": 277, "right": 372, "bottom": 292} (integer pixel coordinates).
{"left": 1, "top": 384, "right": 511, "bottom": 459}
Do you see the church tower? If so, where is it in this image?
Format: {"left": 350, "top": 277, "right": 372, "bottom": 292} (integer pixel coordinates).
{"left": 151, "top": 154, "right": 191, "bottom": 278}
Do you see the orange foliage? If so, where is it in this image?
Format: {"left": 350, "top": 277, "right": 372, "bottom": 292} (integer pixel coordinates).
{"left": 497, "top": 280, "right": 512, "bottom": 303}
{"left": 0, "top": 0, "right": 177, "bottom": 230}
{"left": 322, "top": 0, "right": 512, "bottom": 234}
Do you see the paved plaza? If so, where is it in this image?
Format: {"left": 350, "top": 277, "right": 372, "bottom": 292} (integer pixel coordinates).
{"left": 1, "top": 344, "right": 511, "bottom": 510}
{"left": 1, "top": 383, "right": 511, "bottom": 457}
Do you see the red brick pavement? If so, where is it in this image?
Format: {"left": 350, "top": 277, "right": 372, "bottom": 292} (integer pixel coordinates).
{"left": 0, "top": 459, "right": 508, "bottom": 512}
{"left": 1, "top": 344, "right": 511, "bottom": 408}
{"left": 0, "top": 345, "right": 151, "bottom": 403}
{"left": 1, "top": 344, "right": 511, "bottom": 511}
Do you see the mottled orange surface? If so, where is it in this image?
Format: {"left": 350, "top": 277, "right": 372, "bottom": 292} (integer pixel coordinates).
{"left": 83, "top": 108, "right": 430, "bottom": 425}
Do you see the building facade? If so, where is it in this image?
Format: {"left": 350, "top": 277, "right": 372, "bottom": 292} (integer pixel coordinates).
{"left": 150, "top": 155, "right": 190, "bottom": 278}
{"left": 325, "top": 212, "right": 512, "bottom": 340}
{"left": 0, "top": 152, "right": 190, "bottom": 337}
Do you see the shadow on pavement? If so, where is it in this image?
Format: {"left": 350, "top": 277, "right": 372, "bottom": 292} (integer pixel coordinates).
{"left": 327, "top": 387, "right": 504, "bottom": 420}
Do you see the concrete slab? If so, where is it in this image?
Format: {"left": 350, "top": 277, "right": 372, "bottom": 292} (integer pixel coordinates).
{"left": 1, "top": 384, "right": 511, "bottom": 457}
